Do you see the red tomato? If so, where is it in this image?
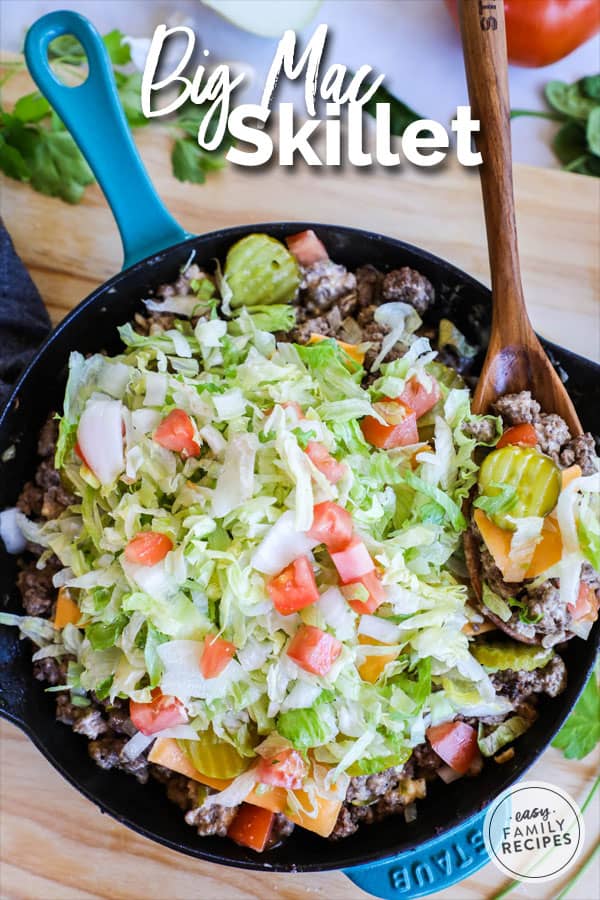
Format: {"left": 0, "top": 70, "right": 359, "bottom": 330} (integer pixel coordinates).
{"left": 287, "top": 625, "right": 342, "bottom": 676}
{"left": 153, "top": 409, "right": 200, "bottom": 459}
{"left": 227, "top": 803, "right": 274, "bottom": 853}
{"left": 129, "top": 691, "right": 188, "bottom": 736}
{"left": 569, "top": 582, "right": 599, "bottom": 622}
{"left": 443, "top": 0, "right": 600, "bottom": 68}
{"left": 285, "top": 229, "right": 329, "bottom": 266}
{"left": 361, "top": 400, "right": 418, "bottom": 450}
{"left": 398, "top": 376, "right": 441, "bottom": 419}
{"left": 426, "top": 721, "right": 479, "bottom": 775}
{"left": 497, "top": 424, "right": 538, "bottom": 449}
{"left": 124, "top": 531, "right": 173, "bottom": 566}
{"left": 330, "top": 536, "right": 375, "bottom": 584}
{"left": 305, "top": 441, "right": 346, "bottom": 484}
{"left": 200, "top": 635, "right": 236, "bottom": 679}
{"left": 267, "top": 556, "right": 319, "bottom": 615}
{"left": 308, "top": 501, "right": 353, "bottom": 553}
{"left": 342, "top": 570, "right": 386, "bottom": 614}
{"left": 257, "top": 747, "right": 307, "bottom": 790}
{"left": 266, "top": 401, "right": 305, "bottom": 419}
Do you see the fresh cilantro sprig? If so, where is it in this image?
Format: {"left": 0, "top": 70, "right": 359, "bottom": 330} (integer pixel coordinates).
{"left": 0, "top": 29, "right": 231, "bottom": 203}
{"left": 512, "top": 74, "right": 600, "bottom": 178}
{"left": 552, "top": 666, "right": 600, "bottom": 760}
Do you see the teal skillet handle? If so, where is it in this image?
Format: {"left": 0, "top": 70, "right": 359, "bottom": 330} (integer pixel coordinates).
{"left": 344, "top": 810, "right": 489, "bottom": 900}
{"left": 24, "top": 11, "right": 191, "bottom": 270}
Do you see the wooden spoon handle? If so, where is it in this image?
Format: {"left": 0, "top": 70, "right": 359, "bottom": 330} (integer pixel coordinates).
{"left": 458, "top": 0, "right": 530, "bottom": 341}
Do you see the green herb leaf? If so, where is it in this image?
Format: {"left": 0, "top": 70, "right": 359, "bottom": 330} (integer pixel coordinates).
{"left": 580, "top": 75, "right": 600, "bottom": 101}
{"left": 13, "top": 92, "right": 51, "bottom": 123}
{"left": 26, "top": 129, "right": 95, "bottom": 204}
{"left": 545, "top": 80, "right": 597, "bottom": 121}
{"left": 0, "top": 132, "right": 30, "bottom": 180}
{"left": 586, "top": 106, "right": 600, "bottom": 157}
{"left": 114, "top": 71, "right": 147, "bottom": 128}
{"left": 552, "top": 670, "right": 600, "bottom": 760}
{"left": 102, "top": 30, "right": 132, "bottom": 66}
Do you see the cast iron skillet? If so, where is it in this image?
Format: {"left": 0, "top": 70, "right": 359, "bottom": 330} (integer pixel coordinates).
{"left": 0, "top": 10, "right": 598, "bottom": 875}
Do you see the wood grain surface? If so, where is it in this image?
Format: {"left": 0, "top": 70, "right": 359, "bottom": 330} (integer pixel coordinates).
{"left": 1, "top": 67, "right": 599, "bottom": 900}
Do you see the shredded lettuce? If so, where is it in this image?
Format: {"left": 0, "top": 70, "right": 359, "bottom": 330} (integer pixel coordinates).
{"left": 478, "top": 715, "right": 531, "bottom": 757}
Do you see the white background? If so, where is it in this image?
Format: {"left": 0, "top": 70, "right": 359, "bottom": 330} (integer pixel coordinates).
{"left": 2, "top": 0, "right": 599, "bottom": 168}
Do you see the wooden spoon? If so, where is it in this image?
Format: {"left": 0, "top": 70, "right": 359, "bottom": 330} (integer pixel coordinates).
{"left": 458, "top": 0, "right": 582, "bottom": 637}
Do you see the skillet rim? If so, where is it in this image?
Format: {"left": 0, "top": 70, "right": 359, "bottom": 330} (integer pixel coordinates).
{"left": 0, "top": 221, "right": 598, "bottom": 873}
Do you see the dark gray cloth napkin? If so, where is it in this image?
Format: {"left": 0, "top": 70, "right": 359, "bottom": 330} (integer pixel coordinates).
{"left": 0, "top": 221, "right": 52, "bottom": 408}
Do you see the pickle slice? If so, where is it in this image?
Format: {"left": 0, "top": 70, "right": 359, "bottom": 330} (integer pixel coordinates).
{"left": 471, "top": 640, "right": 553, "bottom": 672}
{"left": 178, "top": 730, "right": 250, "bottom": 779}
{"left": 477, "top": 446, "right": 561, "bottom": 531}
{"left": 225, "top": 234, "right": 301, "bottom": 308}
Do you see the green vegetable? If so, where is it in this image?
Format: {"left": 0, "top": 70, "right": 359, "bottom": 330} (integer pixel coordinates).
{"left": 277, "top": 698, "right": 336, "bottom": 750}
{"left": 178, "top": 731, "right": 251, "bottom": 778}
{"left": 471, "top": 639, "right": 553, "bottom": 672}
{"left": 358, "top": 74, "right": 426, "bottom": 137}
{"left": 481, "top": 583, "right": 512, "bottom": 623}
{"left": 473, "top": 482, "right": 518, "bottom": 518}
{"left": 224, "top": 234, "right": 301, "bottom": 308}
{"left": 477, "top": 446, "right": 561, "bottom": 531}
{"left": 400, "top": 470, "right": 466, "bottom": 532}
{"left": 512, "top": 74, "right": 600, "bottom": 178}
{"left": 86, "top": 616, "right": 128, "bottom": 651}
{"left": 478, "top": 715, "right": 531, "bottom": 757}
{"left": 552, "top": 670, "right": 600, "bottom": 760}
{"left": 1, "top": 29, "right": 232, "bottom": 202}
{"left": 347, "top": 744, "right": 412, "bottom": 776}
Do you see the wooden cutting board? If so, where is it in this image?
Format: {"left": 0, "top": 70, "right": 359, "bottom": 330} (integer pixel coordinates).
{"left": 1, "top": 67, "right": 599, "bottom": 900}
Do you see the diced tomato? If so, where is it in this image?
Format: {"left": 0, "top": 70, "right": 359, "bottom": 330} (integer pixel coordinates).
{"left": 342, "top": 570, "right": 386, "bottom": 614}
{"left": 124, "top": 531, "right": 173, "bottom": 566}
{"left": 497, "top": 424, "right": 538, "bottom": 449}
{"left": 569, "top": 581, "right": 599, "bottom": 622}
{"left": 227, "top": 803, "right": 274, "bottom": 853}
{"left": 257, "top": 747, "right": 307, "bottom": 790}
{"left": 361, "top": 400, "right": 418, "bottom": 449}
{"left": 267, "top": 556, "right": 319, "bottom": 616}
{"left": 129, "top": 690, "right": 188, "bottom": 736}
{"left": 285, "top": 229, "right": 328, "bottom": 266}
{"left": 398, "top": 376, "right": 441, "bottom": 419}
{"left": 308, "top": 501, "right": 353, "bottom": 553}
{"left": 330, "top": 536, "right": 375, "bottom": 584}
{"left": 305, "top": 441, "right": 346, "bottom": 484}
{"left": 153, "top": 409, "right": 200, "bottom": 459}
{"left": 200, "top": 635, "right": 237, "bottom": 679}
{"left": 287, "top": 625, "right": 342, "bottom": 676}
{"left": 426, "top": 721, "right": 479, "bottom": 775}
{"left": 266, "top": 401, "right": 305, "bottom": 419}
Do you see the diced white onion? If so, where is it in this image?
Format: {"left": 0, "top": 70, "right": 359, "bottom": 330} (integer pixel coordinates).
{"left": 315, "top": 586, "right": 356, "bottom": 641}
{"left": 280, "top": 679, "right": 321, "bottom": 713}
{"left": 158, "top": 640, "right": 243, "bottom": 701}
{"left": 198, "top": 424, "right": 227, "bottom": 456}
{"left": 211, "top": 433, "right": 257, "bottom": 518}
{"left": 358, "top": 614, "right": 401, "bottom": 644}
{"left": 203, "top": 766, "right": 259, "bottom": 808}
{"left": 212, "top": 389, "right": 246, "bottom": 421}
{"left": 121, "top": 558, "right": 176, "bottom": 601}
{"left": 121, "top": 731, "right": 155, "bottom": 760}
{"left": 0, "top": 508, "right": 26, "bottom": 554}
{"left": 251, "top": 510, "right": 318, "bottom": 576}
{"left": 77, "top": 397, "right": 125, "bottom": 485}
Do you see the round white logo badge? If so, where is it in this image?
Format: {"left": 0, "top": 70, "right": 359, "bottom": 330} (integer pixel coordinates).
{"left": 483, "top": 781, "right": 585, "bottom": 883}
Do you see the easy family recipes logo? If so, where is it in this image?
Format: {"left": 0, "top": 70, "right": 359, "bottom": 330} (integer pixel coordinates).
{"left": 140, "top": 24, "right": 483, "bottom": 169}
{"left": 484, "top": 782, "right": 585, "bottom": 883}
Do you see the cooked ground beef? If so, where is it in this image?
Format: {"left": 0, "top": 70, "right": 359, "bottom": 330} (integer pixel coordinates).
{"left": 560, "top": 433, "right": 599, "bottom": 475}
{"left": 381, "top": 268, "right": 434, "bottom": 316}
{"left": 185, "top": 802, "right": 239, "bottom": 837}
{"left": 16, "top": 557, "right": 60, "bottom": 616}
{"left": 355, "top": 264, "right": 383, "bottom": 309}
{"left": 491, "top": 390, "right": 599, "bottom": 471}
{"left": 462, "top": 418, "right": 498, "bottom": 444}
{"left": 491, "top": 656, "right": 567, "bottom": 705}
{"left": 492, "top": 391, "right": 541, "bottom": 425}
{"left": 266, "top": 813, "right": 295, "bottom": 848}
{"left": 300, "top": 260, "right": 357, "bottom": 314}
{"left": 330, "top": 776, "right": 426, "bottom": 840}
{"left": 33, "top": 655, "right": 68, "bottom": 686}
{"left": 88, "top": 736, "right": 150, "bottom": 783}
